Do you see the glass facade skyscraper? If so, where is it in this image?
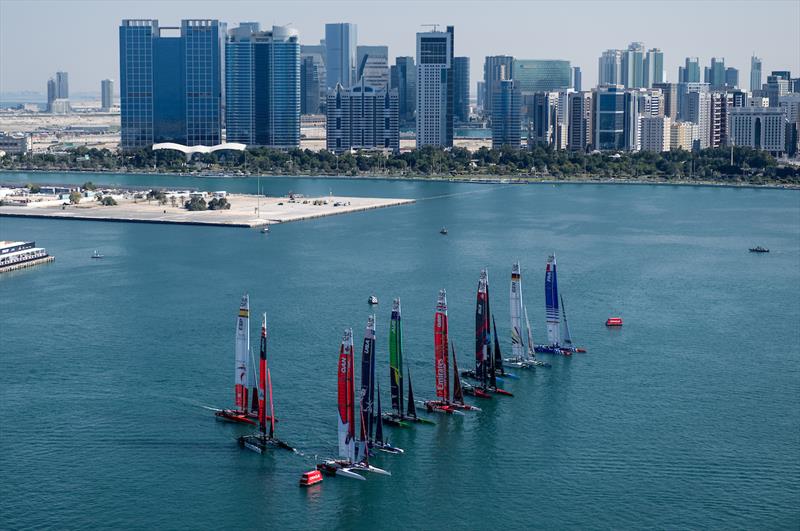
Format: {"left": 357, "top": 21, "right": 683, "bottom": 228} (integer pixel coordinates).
{"left": 513, "top": 59, "right": 571, "bottom": 94}
{"left": 226, "top": 24, "right": 300, "bottom": 148}
{"left": 325, "top": 23, "right": 357, "bottom": 89}
{"left": 483, "top": 55, "right": 514, "bottom": 118}
{"left": 750, "top": 56, "right": 763, "bottom": 92}
{"left": 416, "top": 27, "right": 453, "bottom": 148}
{"left": 119, "top": 19, "right": 224, "bottom": 150}
{"left": 390, "top": 56, "right": 416, "bottom": 125}
{"left": 491, "top": 80, "right": 521, "bottom": 149}
{"left": 593, "top": 85, "right": 638, "bottom": 151}
{"left": 453, "top": 56, "right": 470, "bottom": 122}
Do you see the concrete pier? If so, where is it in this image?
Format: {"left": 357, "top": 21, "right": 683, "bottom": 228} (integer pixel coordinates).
{"left": 0, "top": 255, "right": 54, "bottom": 274}
{"left": 0, "top": 194, "right": 415, "bottom": 228}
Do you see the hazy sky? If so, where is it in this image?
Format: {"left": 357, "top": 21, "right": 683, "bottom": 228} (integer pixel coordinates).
{"left": 1, "top": 0, "right": 799, "bottom": 95}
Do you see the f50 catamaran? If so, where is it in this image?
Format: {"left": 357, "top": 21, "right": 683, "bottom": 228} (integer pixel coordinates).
{"left": 216, "top": 295, "right": 259, "bottom": 425}
{"left": 238, "top": 313, "right": 294, "bottom": 453}
{"left": 318, "top": 328, "right": 391, "bottom": 480}
{"left": 534, "top": 255, "right": 586, "bottom": 355}
{"left": 382, "top": 299, "right": 435, "bottom": 426}
{"left": 505, "top": 263, "right": 548, "bottom": 368}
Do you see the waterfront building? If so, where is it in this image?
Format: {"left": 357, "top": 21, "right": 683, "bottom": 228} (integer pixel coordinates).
{"left": 750, "top": 56, "right": 763, "bottom": 92}
{"left": 49, "top": 99, "right": 70, "bottom": 114}
{"left": 779, "top": 93, "right": 800, "bottom": 156}
{"left": 709, "top": 91, "right": 734, "bottom": 147}
{"left": 528, "top": 91, "right": 559, "bottom": 146}
{"left": 678, "top": 57, "right": 701, "bottom": 83}
{"left": 301, "top": 56, "right": 322, "bottom": 114}
{"left": 728, "top": 107, "right": 787, "bottom": 156}
{"left": 0, "top": 133, "right": 32, "bottom": 154}
{"left": 653, "top": 82, "right": 678, "bottom": 120}
{"left": 513, "top": 59, "right": 571, "bottom": 93}
{"left": 0, "top": 241, "right": 53, "bottom": 273}
{"left": 670, "top": 120, "right": 699, "bottom": 151}
{"left": 226, "top": 24, "right": 300, "bottom": 148}
{"left": 622, "top": 42, "right": 645, "bottom": 88}
{"left": 453, "top": 57, "right": 470, "bottom": 122}
{"left": 598, "top": 49, "right": 622, "bottom": 86}
{"left": 101, "top": 79, "right": 114, "bottom": 111}
{"left": 592, "top": 84, "right": 639, "bottom": 151}
{"left": 567, "top": 91, "right": 592, "bottom": 152}
{"left": 416, "top": 26, "right": 454, "bottom": 148}
{"left": 765, "top": 74, "right": 790, "bottom": 107}
{"left": 483, "top": 55, "right": 514, "bottom": 118}
{"left": 119, "top": 19, "right": 225, "bottom": 150}
{"left": 643, "top": 48, "right": 664, "bottom": 88}
{"left": 357, "top": 45, "right": 389, "bottom": 89}
{"left": 325, "top": 80, "right": 399, "bottom": 153}
{"left": 325, "top": 23, "right": 357, "bottom": 89}
{"left": 390, "top": 56, "right": 416, "bottom": 125}
{"left": 640, "top": 116, "right": 671, "bottom": 152}
{"left": 683, "top": 90, "right": 711, "bottom": 149}
{"left": 572, "top": 66, "right": 582, "bottom": 92}
{"left": 676, "top": 81, "right": 709, "bottom": 121}
{"left": 491, "top": 80, "right": 521, "bottom": 149}
{"left": 301, "top": 42, "right": 327, "bottom": 111}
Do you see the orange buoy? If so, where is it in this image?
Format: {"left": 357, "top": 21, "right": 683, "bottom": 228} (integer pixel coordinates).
{"left": 606, "top": 317, "right": 623, "bottom": 327}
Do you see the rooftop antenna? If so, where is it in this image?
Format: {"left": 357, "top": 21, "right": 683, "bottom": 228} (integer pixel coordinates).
{"left": 421, "top": 24, "right": 440, "bottom": 32}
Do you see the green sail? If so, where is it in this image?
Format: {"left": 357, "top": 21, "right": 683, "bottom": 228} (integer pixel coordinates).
{"left": 389, "top": 298, "right": 404, "bottom": 416}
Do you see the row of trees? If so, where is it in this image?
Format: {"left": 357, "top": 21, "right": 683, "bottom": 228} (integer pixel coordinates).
{"left": 3, "top": 145, "right": 798, "bottom": 185}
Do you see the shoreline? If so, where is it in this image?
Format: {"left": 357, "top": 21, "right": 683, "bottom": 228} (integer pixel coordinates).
{"left": 1, "top": 168, "right": 798, "bottom": 191}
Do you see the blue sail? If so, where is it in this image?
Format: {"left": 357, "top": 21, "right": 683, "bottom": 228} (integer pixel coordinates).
{"left": 544, "top": 255, "right": 561, "bottom": 345}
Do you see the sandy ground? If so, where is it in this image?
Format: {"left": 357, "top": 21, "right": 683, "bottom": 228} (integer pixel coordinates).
{"left": 0, "top": 193, "right": 415, "bottom": 228}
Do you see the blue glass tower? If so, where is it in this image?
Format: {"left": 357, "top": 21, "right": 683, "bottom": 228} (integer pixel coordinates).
{"left": 119, "top": 19, "right": 225, "bottom": 150}
{"left": 226, "top": 24, "right": 300, "bottom": 148}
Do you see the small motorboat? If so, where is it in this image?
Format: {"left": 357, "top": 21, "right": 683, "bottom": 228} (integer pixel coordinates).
{"left": 439, "top": 227, "right": 448, "bottom": 235}
{"left": 261, "top": 226, "right": 270, "bottom": 234}
{"left": 606, "top": 317, "right": 623, "bottom": 327}
{"left": 749, "top": 246, "right": 769, "bottom": 253}
{"left": 368, "top": 295, "right": 378, "bottom": 305}
{"left": 91, "top": 250, "right": 104, "bottom": 259}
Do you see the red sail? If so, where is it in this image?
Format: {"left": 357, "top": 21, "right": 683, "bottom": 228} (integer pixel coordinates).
{"left": 258, "top": 314, "right": 267, "bottom": 435}
{"left": 338, "top": 328, "right": 355, "bottom": 461}
{"left": 434, "top": 289, "right": 450, "bottom": 401}
{"left": 267, "top": 368, "right": 275, "bottom": 438}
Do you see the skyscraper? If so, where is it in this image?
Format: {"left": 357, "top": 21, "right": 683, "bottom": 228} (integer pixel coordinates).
{"left": 301, "top": 56, "right": 321, "bottom": 114}
{"left": 706, "top": 58, "right": 726, "bottom": 90}
{"left": 55, "top": 72, "right": 69, "bottom": 99}
{"left": 592, "top": 85, "right": 639, "bottom": 151}
{"left": 491, "top": 80, "right": 520, "bottom": 149}
{"left": 683, "top": 90, "right": 711, "bottom": 149}
{"left": 46, "top": 78, "right": 56, "bottom": 112}
{"left": 643, "top": 48, "right": 664, "bottom": 88}
{"left": 226, "top": 23, "right": 300, "bottom": 147}
{"left": 679, "top": 57, "right": 701, "bottom": 83}
{"left": 483, "top": 55, "right": 513, "bottom": 118}
{"left": 640, "top": 116, "right": 671, "bottom": 152}
{"left": 652, "top": 82, "right": 678, "bottom": 120}
{"left": 390, "top": 56, "right": 415, "bottom": 125}
{"left": 325, "top": 23, "right": 357, "bottom": 89}
{"left": 598, "top": 49, "right": 622, "bottom": 86}
{"left": 326, "top": 79, "right": 399, "bottom": 153}
{"left": 513, "top": 60, "right": 571, "bottom": 93}
{"left": 453, "top": 56, "right": 470, "bottom": 123}
{"left": 357, "top": 45, "right": 389, "bottom": 88}
{"left": 621, "top": 42, "right": 645, "bottom": 88}
{"left": 750, "top": 55, "right": 763, "bottom": 92}
{"left": 101, "top": 79, "right": 114, "bottom": 111}
{"left": 119, "top": 19, "right": 225, "bottom": 150}
{"left": 416, "top": 26, "right": 453, "bottom": 148}
{"left": 301, "top": 42, "right": 327, "bottom": 111}
{"left": 528, "top": 91, "right": 559, "bottom": 146}
{"left": 572, "top": 66, "right": 582, "bottom": 92}
{"left": 568, "top": 91, "right": 592, "bottom": 151}
{"left": 725, "top": 67, "right": 739, "bottom": 89}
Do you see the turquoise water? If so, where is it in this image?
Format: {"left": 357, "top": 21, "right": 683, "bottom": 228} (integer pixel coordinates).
{"left": 1, "top": 172, "right": 799, "bottom": 529}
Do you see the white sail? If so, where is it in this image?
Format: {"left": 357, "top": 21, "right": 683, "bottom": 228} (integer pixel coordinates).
{"left": 234, "top": 294, "right": 250, "bottom": 410}
{"left": 510, "top": 262, "right": 524, "bottom": 360}
{"left": 524, "top": 305, "right": 535, "bottom": 359}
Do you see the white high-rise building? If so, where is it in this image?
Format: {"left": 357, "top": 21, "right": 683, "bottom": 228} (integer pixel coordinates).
{"left": 729, "top": 107, "right": 787, "bottom": 155}
{"left": 416, "top": 27, "right": 453, "bottom": 148}
{"left": 598, "top": 49, "right": 622, "bottom": 85}
{"left": 640, "top": 116, "right": 671, "bottom": 152}
{"left": 684, "top": 90, "right": 711, "bottom": 149}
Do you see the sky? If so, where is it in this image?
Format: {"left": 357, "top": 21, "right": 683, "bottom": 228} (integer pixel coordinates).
{"left": 1, "top": 0, "right": 799, "bottom": 96}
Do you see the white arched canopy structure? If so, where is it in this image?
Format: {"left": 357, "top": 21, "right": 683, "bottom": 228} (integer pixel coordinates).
{"left": 152, "top": 142, "right": 247, "bottom": 160}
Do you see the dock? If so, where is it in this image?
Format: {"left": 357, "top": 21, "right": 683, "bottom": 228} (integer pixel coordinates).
{"left": 0, "top": 193, "right": 415, "bottom": 228}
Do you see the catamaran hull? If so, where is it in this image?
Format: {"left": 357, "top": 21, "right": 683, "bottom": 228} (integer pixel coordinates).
{"left": 215, "top": 410, "right": 257, "bottom": 425}
{"left": 371, "top": 442, "right": 404, "bottom": 454}
{"left": 238, "top": 435, "right": 295, "bottom": 453}
{"left": 422, "top": 400, "right": 465, "bottom": 416}
{"left": 534, "top": 345, "right": 573, "bottom": 356}
{"left": 317, "top": 462, "right": 366, "bottom": 480}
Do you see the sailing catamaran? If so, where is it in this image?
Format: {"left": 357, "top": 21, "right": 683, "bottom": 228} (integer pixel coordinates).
{"left": 505, "top": 263, "right": 548, "bottom": 368}
{"left": 238, "top": 313, "right": 294, "bottom": 453}
{"left": 216, "top": 295, "right": 259, "bottom": 425}
{"left": 317, "top": 328, "right": 390, "bottom": 480}
{"left": 423, "top": 290, "right": 467, "bottom": 415}
{"left": 462, "top": 270, "right": 514, "bottom": 397}
{"left": 534, "top": 255, "right": 585, "bottom": 355}
{"left": 359, "top": 316, "right": 403, "bottom": 454}
{"left": 382, "top": 299, "right": 435, "bottom": 426}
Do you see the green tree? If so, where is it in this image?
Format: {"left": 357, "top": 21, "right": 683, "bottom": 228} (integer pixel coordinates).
{"left": 68, "top": 191, "right": 81, "bottom": 204}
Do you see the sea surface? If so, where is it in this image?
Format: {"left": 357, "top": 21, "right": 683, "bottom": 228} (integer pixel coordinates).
{"left": 1, "top": 172, "right": 799, "bottom": 530}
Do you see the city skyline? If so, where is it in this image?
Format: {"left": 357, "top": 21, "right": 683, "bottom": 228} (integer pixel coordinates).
{"left": 1, "top": 0, "right": 798, "bottom": 96}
